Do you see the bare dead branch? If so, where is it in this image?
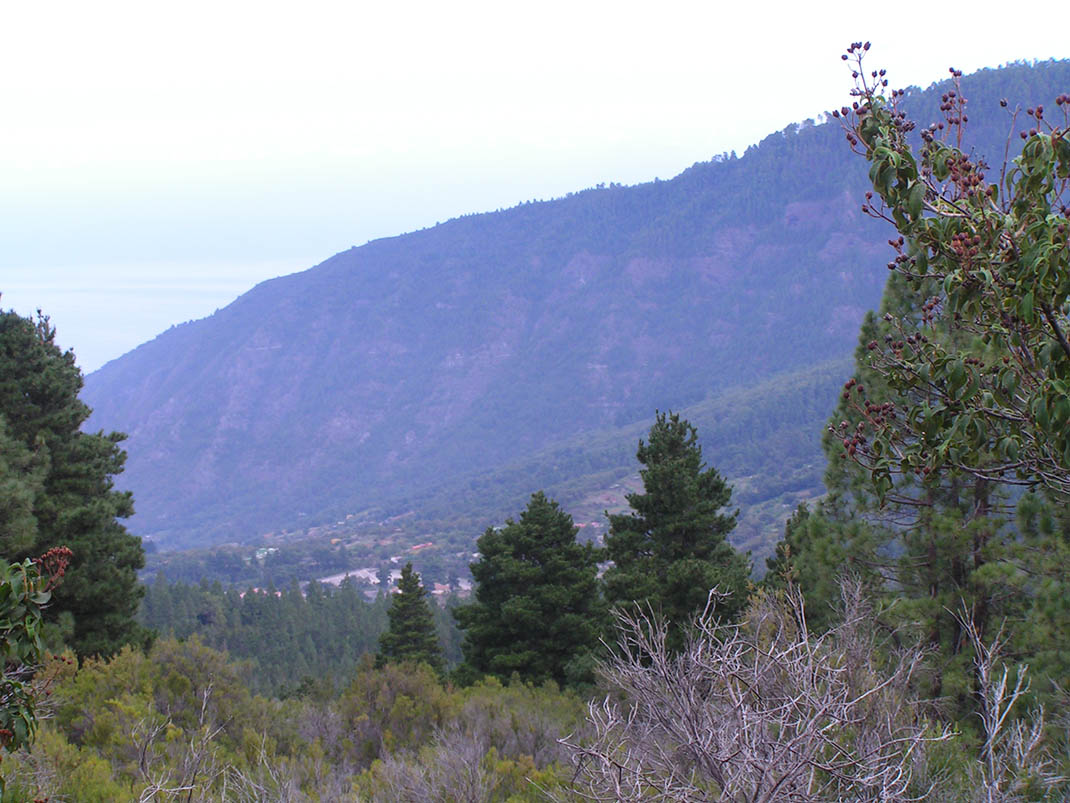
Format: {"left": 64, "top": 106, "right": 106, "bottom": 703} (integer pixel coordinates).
{"left": 561, "top": 582, "right": 950, "bottom": 802}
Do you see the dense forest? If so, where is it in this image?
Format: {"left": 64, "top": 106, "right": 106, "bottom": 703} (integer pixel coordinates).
{"left": 137, "top": 578, "right": 465, "bottom": 695}
{"left": 3, "top": 53, "right": 1070, "bottom": 800}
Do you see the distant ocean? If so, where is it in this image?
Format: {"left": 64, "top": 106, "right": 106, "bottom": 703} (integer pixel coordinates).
{"left": 3, "top": 258, "right": 312, "bottom": 373}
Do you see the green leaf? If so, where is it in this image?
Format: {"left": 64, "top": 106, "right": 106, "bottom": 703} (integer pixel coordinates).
{"left": 948, "top": 360, "right": 966, "bottom": 395}
{"left": 908, "top": 182, "right": 925, "bottom": 219}
{"left": 1033, "top": 397, "right": 1050, "bottom": 431}
{"left": 1053, "top": 397, "right": 1070, "bottom": 429}
{"left": 1019, "top": 290, "right": 1035, "bottom": 324}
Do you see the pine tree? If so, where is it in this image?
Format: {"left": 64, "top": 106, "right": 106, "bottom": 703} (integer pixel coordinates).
{"left": 603, "top": 412, "right": 751, "bottom": 644}
{"left": 797, "top": 274, "right": 1030, "bottom": 711}
{"left": 0, "top": 417, "right": 44, "bottom": 556}
{"left": 768, "top": 190, "right": 1066, "bottom": 717}
{"left": 0, "top": 308, "right": 149, "bottom": 658}
{"left": 455, "top": 491, "right": 604, "bottom": 687}
{"left": 378, "top": 563, "right": 443, "bottom": 673}
{"left": 761, "top": 502, "right": 880, "bottom": 634}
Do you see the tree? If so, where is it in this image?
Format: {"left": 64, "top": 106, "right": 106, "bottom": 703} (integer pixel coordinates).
{"left": 602, "top": 412, "right": 750, "bottom": 642}
{"left": 767, "top": 271, "right": 1040, "bottom": 713}
{"left": 0, "top": 308, "right": 149, "bottom": 658}
{"left": 377, "top": 562, "right": 444, "bottom": 673}
{"left": 761, "top": 503, "right": 871, "bottom": 634}
{"left": 798, "top": 47, "right": 1070, "bottom": 714}
{"left": 832, "top": 44, "right": 1070, "bottom": 499}
{"left": 0, "top": 416, "right": 45, "bottom": 557}
{"left": 454, "top": 491, "right": 604, "bottom": 687}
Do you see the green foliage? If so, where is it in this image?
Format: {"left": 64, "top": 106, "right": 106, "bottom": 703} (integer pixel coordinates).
{"left": 835, "top": 48, "right": 1070, "bottom": 499}
{"left": 0, "top": 726, "right": 127, "bottom": 802}
{"left": 0, "top": 419, "right": 44, "bottom": 559}
{"left": 0, "top": 553, "right": 68, "bottom": 765}
{"left": 455, "top": 492, "right": 605, "bottom": 687}
{"left": 139, "top": 576, "right": 434, "bottom": 695}
{"left": 835, "top": 50, "right": 1070, "bottom": 712}
{"left": 1012, "top": 492, "right": 1070, "bottom": 700}
{"left": 341, "top": 657, "right": 457, "bottom": 761}
{"left": 378, "top": 562, "right": 444, "bottom": 672}
{"left": 350, "top": 671, "right": 584, "bottom": 801}
{"left": 0, "top": 578, "right": 1061, "bottom": 800}
{"left": 603, "top": 412, "right": 751, "bottom": 644}
{"left": 770, "top": 51, "right": 1070, "bottom": 727}
{"left": 777, "top": 266, "right": 1040, "bottom": 716}
{"left": 0, "top": 308, "right": 148, "bottom": 659}
{"left": 767, "top": 506, "right": 882, "bottom": 625}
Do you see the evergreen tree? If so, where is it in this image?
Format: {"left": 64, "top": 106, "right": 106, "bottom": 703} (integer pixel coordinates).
{"left": 1013, "top": 492, "right": 1070, "bottom": 693}
{"left": 0, "top": 417, "right": 44, "bottom": 556}
{"left": 455, "top": 491, "right": 604, "bottom": 687}
{"left": 603, "top": 412, "right": 751, "bottom": 642}
{"left": 0, "top": 308, "right": 149, "bottom": 658}
{"left": 378, "top": 563, "right": 443, "bottom": 673}
{"left": 762, "top": 502, "right": 880, "bottom": 633}
{"left": 769, "top": 278, "right": 1031, "bottom": 712}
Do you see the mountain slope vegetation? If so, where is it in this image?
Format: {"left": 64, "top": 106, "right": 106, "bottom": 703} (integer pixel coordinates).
{"left": 82, "top": 59, "right": 1070, "bottom": 550}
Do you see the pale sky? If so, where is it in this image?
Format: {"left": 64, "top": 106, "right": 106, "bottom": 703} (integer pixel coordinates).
{"left": 2, "top": 0, "right": 1067, "bottom": 372}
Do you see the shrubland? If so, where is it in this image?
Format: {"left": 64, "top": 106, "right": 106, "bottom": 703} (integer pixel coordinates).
{"left": 0, "top": 638, "right": 587, "bottom": 801}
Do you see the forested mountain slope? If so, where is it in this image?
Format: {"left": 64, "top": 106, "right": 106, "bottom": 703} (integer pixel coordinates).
{"left": 83, "top": 60, "right": 1070, "bottom": 549}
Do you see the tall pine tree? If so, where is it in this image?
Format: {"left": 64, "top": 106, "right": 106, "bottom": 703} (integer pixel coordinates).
{"left": 378, "top": 563, "right": 443, "bottom": 673}
{"left": 603, "top": 412, "right": 751, "bottom": 644}
{"left": 0, "top": 308, "right": 149, "bottom": 658}
{"left": 455, "top": 492, "right": 604, "bottom": 687}
{"left": 770, "top": 276, "right": 1032, "bottom": 713}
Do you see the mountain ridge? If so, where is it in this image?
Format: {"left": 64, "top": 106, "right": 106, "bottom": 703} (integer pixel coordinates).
{"left": 83, "top": 59, "right": 1070, "bottom": 550}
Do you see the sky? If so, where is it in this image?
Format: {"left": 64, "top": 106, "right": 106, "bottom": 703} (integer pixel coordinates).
{"left": 2, "top": 0, "right": 1067, "bottom": 372}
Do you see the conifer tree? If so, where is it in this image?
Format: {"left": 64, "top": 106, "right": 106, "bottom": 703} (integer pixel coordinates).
{"left": 455, "top": 491, "right": 604, "bottom": 687}
{"left": 771, "top": 277, "right": 1028, "bottom": 710}
{"left": 0, "top": 417, "right": 44, "bottom": 557}
{"left": 0, "top": 307, "right": 149, "bottom": 658}
{"left": 602, "top": 412, "right": 751, "bottom": 644}
{"left": 378, "top": 562, "right": 443, "bottom": 673}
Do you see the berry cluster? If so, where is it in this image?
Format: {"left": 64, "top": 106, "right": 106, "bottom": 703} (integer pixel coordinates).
{"left": 947, "top": 154, "right": 988, "bottom": 199}
{"left": 950, "top": 230, "right": 983, "bottom": 259}
{"left": 35, "top": 546, "right": 73, "bottom": 591}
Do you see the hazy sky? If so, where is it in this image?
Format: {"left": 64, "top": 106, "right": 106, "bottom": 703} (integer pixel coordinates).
{"left": 3, "top": 0, "right": 1067, "bottom": 372}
